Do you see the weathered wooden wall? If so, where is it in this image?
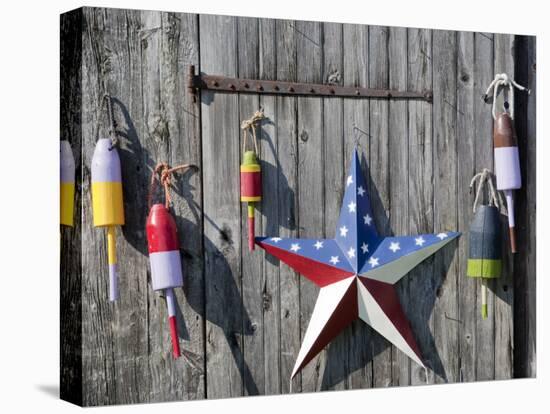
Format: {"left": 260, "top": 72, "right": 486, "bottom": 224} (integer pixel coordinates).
{"left": 60, "top": 7, "right": 536, "bottom": 406}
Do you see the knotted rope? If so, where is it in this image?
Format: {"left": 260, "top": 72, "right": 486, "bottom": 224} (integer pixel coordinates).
{"left": 470, "top": 169, "right": 500, "bottom": 213}
{"left": 148, "top": 163, "right": 197, "bottom": 210}
{"left": 241, "top": 108, "right": 266, "bottom": 154}
{"left": 484, "top": 73, "right": 529, "bottom": 120}
{"left": 104, "top": 94, "right": 119, "bottom": 149}
{"left": 94, "top": 94, "right": 119, "bottom": 150}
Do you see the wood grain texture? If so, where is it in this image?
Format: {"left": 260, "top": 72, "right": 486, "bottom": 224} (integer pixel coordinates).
{"left": 342, "top": 23, "right": 373, "bottom": 390}
{"left": 321, "top": 21, "right": 347, "bottom": 391}
{"left": 388, "top": 26, "right": 409, "bottom": 386}
{"left": 493, "top": 33, "right": 515, "bottom": 380}
{"left": 455, "top": 30, "right": 476, "bottom": 383}
{"left": 406, "top": 28, "right": 435, "bottom": 386}
{"left": 296, "top": 20, "right": 324, "bottom": 393}
{"left": 432, "top": 29, "right": 460, "bottom": 384}
{"left": 368, "top": 25, "right": 392, "bottom": 388}
{"left": 61, "top": 7, "right": 535, "bottom": 406}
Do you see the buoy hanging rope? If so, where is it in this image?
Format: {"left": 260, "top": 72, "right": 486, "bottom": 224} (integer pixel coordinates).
{"left": 484, "top": 73, "right": 529, "bottom": 120}
{"left": 241, "top": 108, "right": 265, "bottom": 154}
{"left": 470, "top": 168, "right": 500, "bottom": 213}
{"left": 146, "top": 162, "right": 197, "bottom": 359}
{"left": 104, "top": 94, "right": 119, "bottom": 149}
{"left": 240, "top": 109, "right": 265, "bottom": 251}
{"left": 148, "top": 162, "right": 196, "bottom": 210}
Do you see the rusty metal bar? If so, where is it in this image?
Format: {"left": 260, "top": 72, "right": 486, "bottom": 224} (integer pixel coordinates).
{"left": 187, "top": 65, "right": 432, "bottom": 102}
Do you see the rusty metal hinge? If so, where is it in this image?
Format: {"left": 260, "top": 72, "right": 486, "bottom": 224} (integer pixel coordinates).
{"left": 187, "top": 65, "right": 432, "bottom": 102}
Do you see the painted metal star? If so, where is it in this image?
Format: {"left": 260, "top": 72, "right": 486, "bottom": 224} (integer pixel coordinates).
{"left": 256, "top": 149, "right": 460, "bottom": 379}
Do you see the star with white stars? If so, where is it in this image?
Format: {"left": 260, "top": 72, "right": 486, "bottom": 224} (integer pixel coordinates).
{"left": 255, "top": 148, "right": 460, "bottom": 382}
{"left": 415, "top": 236, "right": 425, "bottom": 246}
{"left": 363, "top": 214, "right": 372, "bottom": 226}
{"left": 290, "top": 243, "right": 301, "bottom": 252}
{"left": 389, "top": 242, "right": 401, "bottom": 253}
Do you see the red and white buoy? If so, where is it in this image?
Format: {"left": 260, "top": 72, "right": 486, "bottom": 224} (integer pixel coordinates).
{"left": 146, "top": 203, "right": 183, "bottom": 358}
{"left": 145, "top": 162, "right": 196, "bottom": 358}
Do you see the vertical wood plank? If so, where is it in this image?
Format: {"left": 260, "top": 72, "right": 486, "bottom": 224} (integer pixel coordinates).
{"left": 296, "top": 19, "right": 324, "bottom": 393}
{"left": 81, "top": 8, "right": 151, "bottom": 405}
{"left": 275, "top": 19, "right": 300, "bottom": 394}
{"left": 200, "top": 14, "right": 243, "bottom": 398}
{"left": 473, "top": 31, "right": 496, "bottom": 381}
{"left": 368, "top": 25, "right": 392, "bottom": 388}
{"left": 455, "top": 30, "right": 476, "bottom": 383}
{"left": 257, "top": 17, "right": 280, "bottom": 395}
{"left": 432, "top": 29, "right": 460, "bottom": 384}
{"left": 237, "top": 16, "right": 264, "bottom": 397}
{"left": 320, "top": 21, "right": 347, "bottom": 391}
{"left": 342, "top": 23, "right": 372, "bottom": 390}
{"left": 143, "top": 11, "right": 204, "bottom": 401}
{"left": 493, "top": 33, "right": 515, "bottom": 380}
{"left": 406, "top": 28, "right": 435, "bottom": 385}
{"left": 388, "top": 26, "right": 410, "bottom": 386}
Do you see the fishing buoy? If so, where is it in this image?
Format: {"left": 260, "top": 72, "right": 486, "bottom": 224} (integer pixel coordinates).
{"left": 240, "top": 109, "right": 265, "bottom": 251}
{"left": 60, "top": 140, "right": 75, "bottom": 227}
{"left": 92, "top": 138, "right": 124, "bottom": 302}
{"left": 147, "top": 203, "right": 183, "bottom": 358}
{"left": 468, "top": 170, "right": 502, "bottom": 318}
{"left": 494, "top": 113, "right": 520, "bottom": 253}
{"left": 241, "top": 151, "right": 261, "bottom": 251}
{"left": 467, "top": 205, "right": 502, "bottom": 318}
{"left": 146, "top": 162, "right": 196, "bottom": 358}
{"left": 484, "top": 73, "right": 529, "bottom": 253}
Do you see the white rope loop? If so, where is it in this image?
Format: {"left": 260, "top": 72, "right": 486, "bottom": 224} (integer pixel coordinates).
{"left": 470, "top": 168, "right": 500, "bottom": 213}
{"left": 484, "top": 73, "right": 529, "bottom": 120}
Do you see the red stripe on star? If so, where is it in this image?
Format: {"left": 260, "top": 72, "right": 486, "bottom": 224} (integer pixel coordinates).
{"left": 359, "top": 277, "right": 423, "bottom": 361}
{"left": 256, "top": 241, "right": 355, "bottom": 287}
{"left": 291, "top": 281, "right": 358, "bottom": 378}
